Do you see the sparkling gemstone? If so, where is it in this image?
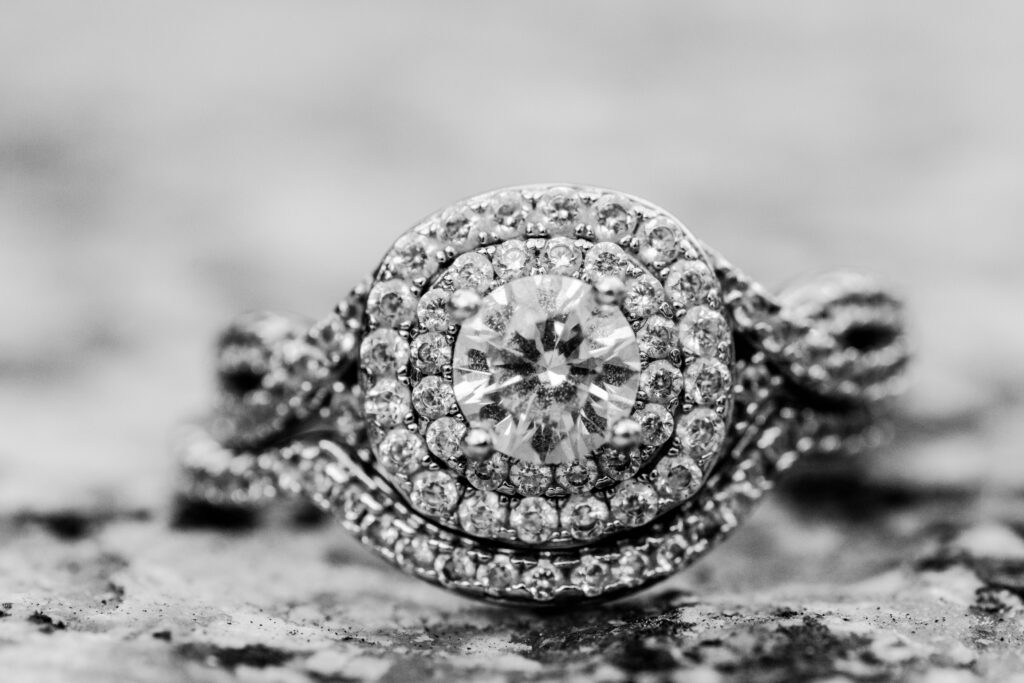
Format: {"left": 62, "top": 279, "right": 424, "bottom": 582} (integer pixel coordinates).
{"left": 364, "top": 379, "right": 410, "bottom": 427}
{"left": 410, "top": 470, "right": 460, "bottom": 515}
{"left": 378, "top": 428, "right": 426, "bottom": 475}
{"left": 478, "top": 555, "right": 517, "bottom": 591}
{"left": 540, "top": 237, "right": 582, "bottom": 275}
{"left": 510, "top": 497, "right": 558, "bottom": 543}
{"left": 593, "top": 194, "right": 637, "bottom": 241}
{"left": 535, "top": 187, "right": 581, "bottom": 235}
{"left": 637, "top": 316, "right": 678, "bottom": 360}
{"left": 457, "top": 492, "right": 507, "bottom": 537}
{"left": 571, "top": 556, "right": 610, "bottom": 596}
{"left": 360, "top": 329, "right": 410, "bottom": 375}
{"left": 486, "top": 191, "right": 527, "bottom": 238}
{"left": 664, "top": 260, "right": 716, "bottom": 309}
{"left": 560, "top": 495, "right": 610, "bottom": 541}
{"left": 582, "top": 242, "right": 629, "bottom": 281}
{"left": 452, "top": 275, "right": 641, "bottom": 466}
{"left": 597, "top": 446, "right": 641, "bottom": 481}
{"left": 425, "top": 417, "right": 466, "bottom": 462}
{"left": 437, "top": 205, "right": 477, "bottom": 246}
{"left": 400, "top": 535, "right": 435, "bottom": 568}
{"left": 448, "top": 252, "right": 494, "bottom": 292}
{"left": 555, "top": 459, "right": 599, "bottom": 493}
{"left": 610, "top": 481, "right": 659, "bottom": 527}
{"left": 634, "top": 404, "right": 674, "bottom": 447}
{"left": 388, "top": 234, "right": 439, "bottom": 281}
{"left": 466, "top": 453, "right": 509, "bottom": 490}
{"left": 654, "top": 455, "right": 703, "bottom": 498}
{"left": 411, "top": 332, "right": 450, "bottom": 374}
{"left": 679, "top": 306, "right": 729, "bottom": 358}
{"left": 614, "top": 548, "right": 650, "bottom": 584}
{"left": 412, "top": 375, "right": 455, "bottom": 418}
{"left": 637, "top": 216, "right": 688, "bottom": 264}
{"left": 492, "top": 239, "right": 533, "bottom": 281}
{"left": 622, "top": 274, "right": 665, "bottom": 318}
{"left": 683, "top": 358, "right": 731, "bottom": 404}
{"left": 676, "top": 407, "right": 726, "bottom": 459}
{"left": 509, "top": 462, "right": 552, "bottom": 496}
{"left": 417, "top": 289, "right": 452, "bottom": 332}
{"left": 368, "top": 280, "right": 417, "bottom": 327}
{"left": 640, "top": 360, "right": 684, "bottom": 404}
{"left": 522, "top": 560, "right": 562, "bottom": 601}
{"left": 442, "top": 548, "right": 477, "bottom": 582}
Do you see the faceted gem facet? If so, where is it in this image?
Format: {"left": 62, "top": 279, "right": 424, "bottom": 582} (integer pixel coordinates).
{"left": 452, "top": 275, "right": 641, "bottom": 466}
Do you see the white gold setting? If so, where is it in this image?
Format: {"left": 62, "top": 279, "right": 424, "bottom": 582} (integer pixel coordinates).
{"left": 177, "top": 184, "right": 910, "bottom": 606}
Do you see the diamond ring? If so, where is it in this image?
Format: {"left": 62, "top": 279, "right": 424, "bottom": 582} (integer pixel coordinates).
{"left": 175, "top": 184, "right": 908, "bottom": 605}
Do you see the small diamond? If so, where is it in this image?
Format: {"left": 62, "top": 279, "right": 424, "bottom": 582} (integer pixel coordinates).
{"left": 637, "top": 316, "right": 678, "bottom": 359}
{"left": 388, "top": 234, "right": 439, "bottom": 281}
{"left": 679, "top": 306, "right": 729, "bottom": 358}
{"left": 367, "top": 515, "right": 400, "bottom": 548}
{"left": 522, "top": 560, "right": 562, "bottom": 601}
{"left": 360, "top": 329, "right": 410, "bottom": 376}
{"left": 412, "top": 375, "right": 456, "bottom": 418}
{"left": 536, "top": 187, "right": 581, "bottom": 235}
{"left": 426, "top": 417, "right": 466, "bottom": 462}
{"left": 378, "top": 428, "right": 426, "bottom": 475}
{"left": 676, "top": 407, "right": 725, "bottom": 459}
{"left": 637, "top": 216, "right": 687, "bottom": 264}
{"left": 540, "top": 237, "right": 582, "bottom": 275}
{"left": 364, "top": 378, "right": 410, "bottom": 427}
{"left": 458, "top": 492, "right": 507, "bottom": 537}
{"left": 614, "top": 548, "right": 650, "bottom": 585}
{"left": 399, "top": 535, "right": 435, "bottom": 569}
{"left": 368, "top": 280, "right": 417, "bottom": 328}
{"left": 640, "top": 360, "right": 684, "bottom": 404}
{"left": 478, "top": 555, "right": 518, "bottom": 591}
{"left": 338, "top": 484, "right": 365, "bottom": 521}
{"left": 683, "top": 358, "right": 731, "bottom": 404}
{"left": 442, "top": 548, "right": 477, "bottom": 582}
{"left": 329, "top": 390, "right": 365, "bottom": 447}
{"left": 654, "top": 455, "right": 703, "bottom": 499}
{"left": 555, "top": 459, "right": 599, "bottom": 493}
{"left": 654, "top": 533, "right": 687, "bottom": 571}
{"left": 466, "top": 453, "right": 509, "bottom": 491}
{"left": 610, "top": 481, "right": 659, "bottom": 527}
{"left": 571, "top": 555, "right": 610, "bottom": 596}
{"left": 664, "top": 260, "right": 716, "bottom": 309}
{"left": 560, "top": 495, "right": 609, "bottom": 541}
{"left": 410, "top": 332, "right": 450, "bottom": 374}
{"left": 510, "top": 497, "right": 558, "bottom": 543}
{"left": 449, "top": 252, "right": 494, "bottom": 292}
{"left": 597, "top": 446, "right": 641, "bottom": 481}
{"left": 634, "top": 404, "right": 674, "bottom": 447}
{"left": 437, "top": 205, "right": 477, "bottom": 247}
{"left": 492, "top": 239, "right": 533, "bottom": 281}
{"left": 509, "top": 462, "right": 552, "bottom": 496}
{"left": 485, "top": 190, "right": 527, "bottom": 238}
{"left": 623, "top": 274, "right": 665, "bottom": 318}
{"left": 417, "top": 289, "right": 452, "bottom": 332}
{"left": 593, "top": 194, "right": 637, "bottom": 241}
{"left": 410, "top": 470, "right": 460, "bottom": 515}
{"left": 582, "top": 242, "right": 630, "bottom": 281}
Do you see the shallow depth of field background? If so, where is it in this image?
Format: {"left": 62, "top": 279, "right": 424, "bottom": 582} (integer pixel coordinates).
{"left": 2, "top": 2, "right": 1023, "bottom": 542}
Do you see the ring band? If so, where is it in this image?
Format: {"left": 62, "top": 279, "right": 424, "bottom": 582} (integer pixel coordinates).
{"left": 174, "top": 184, "right": 908, "bottom": 605}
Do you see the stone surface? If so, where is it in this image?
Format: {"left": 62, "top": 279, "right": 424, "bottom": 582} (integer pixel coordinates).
{"left": 453, "top": 275, "right": 641, "bottom": 465}
{"left": 3, "top": 1, "right": 1024, "bottom": 681}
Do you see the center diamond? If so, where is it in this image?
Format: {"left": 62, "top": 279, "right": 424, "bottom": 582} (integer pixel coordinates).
{"left": 452, "top": 274, "right": 641, "bottom": 466}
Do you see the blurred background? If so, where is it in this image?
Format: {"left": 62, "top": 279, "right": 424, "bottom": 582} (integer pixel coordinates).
{"left": 1, "top": 1, "right": 1023, "bottom": 516}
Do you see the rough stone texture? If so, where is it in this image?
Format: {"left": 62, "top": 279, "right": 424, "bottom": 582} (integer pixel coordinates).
{"left": 2, "top": 2, "right": 1024, "bottom": 681}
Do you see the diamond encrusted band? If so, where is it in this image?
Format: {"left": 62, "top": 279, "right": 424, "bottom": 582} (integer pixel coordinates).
{"left": 174, "top": 184, "right": 908, "bottom": 605}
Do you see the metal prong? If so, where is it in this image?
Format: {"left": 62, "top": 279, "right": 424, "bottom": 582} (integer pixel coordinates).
{"left": 448, "top": 289, "right": 482, "bottom": 323}
{"left": 594, "top": 276, "right": 626, "bottom": 308}
{"left": 611, "top": 418, "right": 642, "bottom": 450}
{"left": 462, "top": 426, "right": 493, "bottom": 459}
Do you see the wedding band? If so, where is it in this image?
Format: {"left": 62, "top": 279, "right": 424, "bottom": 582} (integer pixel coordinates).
{"left": 174, "top": 184, "right": 908, "bottom": 605}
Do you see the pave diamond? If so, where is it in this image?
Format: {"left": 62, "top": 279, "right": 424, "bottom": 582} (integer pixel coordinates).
{"left": 452, "top": 274, "right": 641, "bottom": 466}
